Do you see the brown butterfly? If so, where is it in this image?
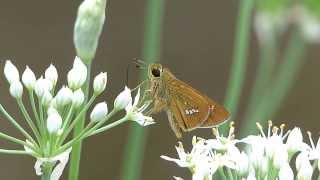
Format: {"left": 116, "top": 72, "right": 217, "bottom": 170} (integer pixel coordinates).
{"left": 142, "top": 63, "right": 230, "bottom": 138}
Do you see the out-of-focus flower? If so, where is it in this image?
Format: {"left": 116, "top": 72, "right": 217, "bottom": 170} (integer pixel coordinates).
{"left": 296, "top": 152, "right": 313, "bottom": 180}
{"left": 279, "top": 163, "right": 294, "bottom": 180}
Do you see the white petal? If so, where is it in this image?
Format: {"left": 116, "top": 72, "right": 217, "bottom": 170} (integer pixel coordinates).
{"left": 4, "top": 60, "right": 20, "bottom": 84}
{"left": 50, "top": 148, "right": 72, "bottom": 180}
{"left": 160, "top": 155, "right": 190, "bottom": 167}
{"left": 132, "top": 88, "right": 140, "bottom": 108}
{"left": 279, "top": 163, "right": 293, "bottom": 180}
{"left": 114, "top": 86, "right": 132, "bottom": 111}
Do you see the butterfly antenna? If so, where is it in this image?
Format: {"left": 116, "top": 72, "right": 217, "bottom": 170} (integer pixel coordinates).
{"left": 126, "top": 58, "right": 147, "bottom": 86}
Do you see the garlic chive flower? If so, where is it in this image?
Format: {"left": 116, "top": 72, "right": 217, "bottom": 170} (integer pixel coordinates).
{"left": 124, "top": 88, "right": 155, "bottom": 126}
{"left": 55, "top": 86, "right": 73, "bottom": 107}
{"left": 93, "top": 72, "right": 107, "bottom": 95}
{"left": 47, "top": 110, "right": 63, "bottom": 134}
{"left": 67, "top": 57, "right": 87, "bottom": 90}
{"left": 9, "top": 81, "right": 23, "bottom": 99}
{"left": 72, "top": 89, "right": 85, "bottom": 108}
{"left": 45, "top": 64, "right": 58, "bottom": 86}
{"left": 162, "top": 121, "right": 320, "bottom": 180}
{"left": 4, "top": 60, "right": 20, "bottom": 84}
{"left": 114, "top": 86, "right": 131, "bottom": 110}
{"left": 22, "top": 66, "right": 36, "bottom": 91}
{"left": 0, "top": 59, "right": 153, "bottom": 179}
{"left": 90, "top": 102, "right": 108, "bottom": 122}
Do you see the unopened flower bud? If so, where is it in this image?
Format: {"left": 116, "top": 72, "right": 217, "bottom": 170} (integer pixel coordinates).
{"left": 55, "top": 86, "right": 73, "bottom": 107}
{"left": 72, "top": 89, "right": 85, "bottom": 108}
{"left": 4, "top": 60, "right": 19, "bottom": 84}
{"left": 114, "top": 86, "right": 131, "bottom": 110}
{"left": 45, "top": 64, "right": 58, "bottom": 86}
{"left": 74, "top": 0, "right": 106, "bottom": 62}
{"left": 9, "top": 81, "right": 23, "bottom": 99}
{"left": 93, "top": 72, "right": 107, "bottom": 95}
{"left": 34, "top": 77, "right": 53, "bottom": 97}
{"left": 22, "top": 66, "right": 36, "bottom": 91}
{"left": 41, "top": 91, "right": 53, "bottom": 107}
{"left": 47, "top": 110, "right": 62, "bottom": 134}
{"left": 67, "top": 57, "right": 87, "bottom": 90}
{"left": 90, "top": 102, "right": 108, "bottom": 122}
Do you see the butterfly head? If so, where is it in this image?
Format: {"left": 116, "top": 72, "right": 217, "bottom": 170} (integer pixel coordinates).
{"left": 148, "top": 63, "right": 164, "bottom": 79}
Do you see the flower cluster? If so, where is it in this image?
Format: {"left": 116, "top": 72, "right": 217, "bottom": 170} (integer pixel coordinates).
{"left": 1, "top": 57, "right": 154, "bottom": 180}
{"left": 161, "top": 121, "right": 320, "bottom": 180}
{"left": 255, "top": 0, "right": 320, "bottom": 43}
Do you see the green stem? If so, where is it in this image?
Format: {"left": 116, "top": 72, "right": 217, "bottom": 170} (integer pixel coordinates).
{"left": 0, "top": 103, "right": 37, "bottom": 146}
{"left": 242, "top": 38, "right": 277, "bottom": 135}
{"left": 224, "top": 0, "right": 255, "bottom": 114}
{"left": 218, "top": 168, "right": 227, "bottom": 180}
{"left": 17, "top": 99, "right": 41, "bottom": 146}
{"left": 68, "top": 63, "right": 91, "bottom": 180}
{"left": 29, "top": 91, "right": 41, "bottom": 132}
{"left": 120, "top": 0, "right": 165, "bottom": 180}
{"left": 41, "top": 162, "right": 53, "bottom": 180}
{"left": 221, "top": 0, "right": 255, "bottom": 133}
{"left": 89, "top": 116, "right": 127, "bottom": 136}
{"left": 241, "top": 30, "right": 306, "bottom": 135}
{"left": 0, "top": 149, "right": 31, "bottom": 155}
{"left": 227, "top": 168, "right": 234, "bottom": 180}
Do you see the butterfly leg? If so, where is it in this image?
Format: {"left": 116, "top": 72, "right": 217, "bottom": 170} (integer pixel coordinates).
{"left": 166, "top": 110, "right": 183, "bottom": 138}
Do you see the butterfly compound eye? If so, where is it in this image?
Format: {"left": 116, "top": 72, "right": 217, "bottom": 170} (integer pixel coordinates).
{"left": 151, "top": 68, "right": 161, "bottom": 77}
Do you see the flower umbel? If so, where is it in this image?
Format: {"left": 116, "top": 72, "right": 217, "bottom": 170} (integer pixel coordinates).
{"left": 0, "top": 59, "right": 153, "bottom": 180}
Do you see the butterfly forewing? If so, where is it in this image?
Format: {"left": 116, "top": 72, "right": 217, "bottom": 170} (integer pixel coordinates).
{"left": 166, "top": 78, "right": 212, "bottom": 130}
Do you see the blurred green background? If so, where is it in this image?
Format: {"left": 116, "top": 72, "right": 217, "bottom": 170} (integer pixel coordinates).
{"left": 0, "top": 0, "right": 319, "bottom": 179}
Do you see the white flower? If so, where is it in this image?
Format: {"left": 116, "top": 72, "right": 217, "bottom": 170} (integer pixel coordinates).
{"left": 22, "top": 66, "right": 36, "bottom": 90}
{"left": 90, "top": 102, "right": 108, "bottom": 122}
{"left": 47, "top": 110, "right": 62, "bottom": 134}
{"left": 296, "top": 7, "right": 320, "bottom": 43}
{"left": 41, "top": 91, "right": 53, "bottom": 107}
{"left": 305, "top": 132, "right": 320, "bottom": 171}
{"left": 4, "top": 60, "right": 19, "bottom": 84}
{"left": 72, "top": 89, "right": 84, "bottom": 108}
{"left": 206, "top": 123, "right": 239, "bottom": 153}
{"left": 67, "top": 57, "right": 87, "bottom": 90}
{"left": 93, "top": 72, "right": 107, "bottom": 95}
{"left": 55, "top": 86, "right": 73, "bottom": 107}
{"left": 34, "top": 77, "right": 53, "bottom": 98}
{"left": 125, "top": 88, "right": 154, "bottom": 126}
{"left": 296, "top": 152, "right": 313, "bottom": 180}
{"left": 45, "top": 64, "right": 58, "bottom": 86}
{"left": 234, "top": 151, "right": 249, "bottom": 177}
{"left": 9, "top": 81, "right": 23, "bottom": 99}
{"left": 279, "top": 163, "right": 293, "bottom": 180}
{"left": 286, "top": 127, "right": 308, "bottom": 157}
{"left": 114, "top": 86, "right": 131, "bottom": 110}
{"left": 34, "top": 148, "right": 72, "bottom": 180}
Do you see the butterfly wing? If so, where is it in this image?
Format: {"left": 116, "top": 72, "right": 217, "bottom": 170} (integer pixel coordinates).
{"left": 166, "top": 78, "right": 212, "bottom": 131}
{"left": 199, "top": 97, "right": 230, "bottom": 128}
{"left": 166, "top": 77, "right": 230, "bottom": 131}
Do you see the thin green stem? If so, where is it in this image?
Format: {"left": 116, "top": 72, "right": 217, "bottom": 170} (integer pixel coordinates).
{"left": 0, "top": 149, "right": 31, "bottom": 155}
{"left": 121, "top": 0, "right": 165, "bottom": 179}
{"left": 227, "top": 168, "right": 235, "bottom": 180}
{"left": 89, "top": 116, "right": 127, "bottom": 136}
{"left": 221, "top": 0, "right": 255, "bottom": 133}
{"left": 41, "top": 162, "right": 53, "bottom": 180}
{"left": 0, "top": 103, "right": 37, "bottom": 146}
{"left": 0, "top": 131, "right": 38, "bottom": 153}
{"left": 243, "top": 38, "right": 277, "bottom": 125}
{"left": 29, "top": 91, "right": 41, "bottom": 132}
{"left": 218, "top": 168, "right": 227, "bottom": 180}
{"left": 58, "top": 95, "right": 96, "bottom": 145}
{"left": 17, "top": 99, "right": 41, "bottom": 146}
{"left": 241, "top": 30, "right": 306, "bottom": 135}
{"left": 68, "top": 63, "right": 91, "bottom": 180}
